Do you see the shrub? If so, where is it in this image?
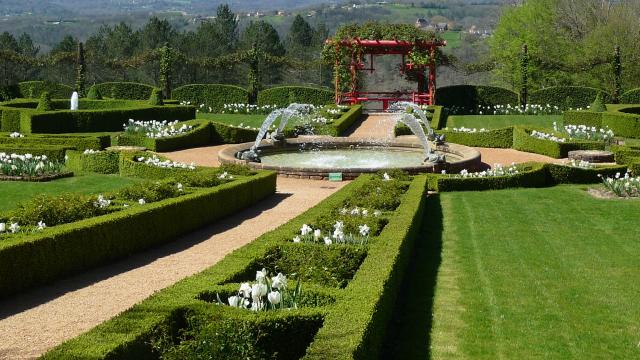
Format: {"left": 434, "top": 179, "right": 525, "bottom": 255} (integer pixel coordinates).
{"left": 149, "top": 88, "right": 164, "bottom": 106}
{"left": 322, "top": 105, "right": 362, "bottom": 136}
{"left": 65, "top": 150, "right": 120, "bottom": 174}
{"left": 173, "top": 84, "right": 249, "bottom": 113}
{"left": 427, "top": 162, "right": 548, "bottom": 192}
{"left": 546, "top": 163, "right": 628, "bottom": 184}
{"left": 529, "top": 86, "right": 611, "bottom": 109}
{"left": 11, "top": 193, "right": 105, "bottom": 227}
{"left": 211, "top": 121, "right": 259, "bottom": 144}
{"left": 620, "top": 88, "right": 640, "bottom": 104}
{"left": 436, "top": 127, "right": 513, "bottom": 148}
{"left": 436, "top": 85, "right": 518, "bottom": 113}
{"left": 512, "top": 127, "right": 604, "bottom": 158}
{"left": 18, "top": 81, "right": 73, "bottom": 99}
{"left": 36, "top": 92, "right": 53, "bottom": 111}
{"left": 257, "top": 86, "right": 334, "bottom": 107}
{"left": 116, "top": 121, "right": 211, "bottom": 152}
{"left": 563, "top": 110, "right": 603, "bottom": 127}
{"left": 590, "top": 93, "right": 606, "bottom": 112}
{"left": 92, "top": 82, "right": 155, "bottom": 100}
{"left": 118, "top": 180, "right": 181, "bottom": 203}
{"left": 601, "top": 107, "right": 640, "bottom": 138}
{"left": 0, "top": 134, "right": 110, "bottom": 151}
{"left": 0, "top": 84, "right": 20, "bottom": 101}
{"left": 0, "top": 144, "right": 69, "bottom": 162}
{"left": 86, "top": 85, "right": 103, "bottom": 100}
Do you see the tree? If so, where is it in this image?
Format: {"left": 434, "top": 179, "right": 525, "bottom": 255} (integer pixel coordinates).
{"left": 51, "top": 35, "right": 78, "bottom": 54}
{"left": 214, "top": 4, "right": 238, "bottom": 53}
{"left": 140, "top": 17, "right": 176, "bottom": 50}
{"left": 75, "top": 42, "right": 86, "bottom": 96}
{"left": 287, "top": 15, "right": 314, "bottom": 48}
{"left": 241, "top": 21, "right": 285, "bottom": 87}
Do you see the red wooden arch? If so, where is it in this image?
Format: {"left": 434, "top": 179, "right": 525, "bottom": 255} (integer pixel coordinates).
{"left": 327, "top": 38, "right": 446, "bottom": 110}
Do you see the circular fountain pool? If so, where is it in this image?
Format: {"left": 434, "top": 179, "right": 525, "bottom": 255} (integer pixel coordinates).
{"left": 219, "top": 138, "right": 482, "bottom": 180}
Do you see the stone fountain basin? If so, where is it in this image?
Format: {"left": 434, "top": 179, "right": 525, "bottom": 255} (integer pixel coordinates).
{"left": 219, "top": 137, "right": 482, "bottom": 180}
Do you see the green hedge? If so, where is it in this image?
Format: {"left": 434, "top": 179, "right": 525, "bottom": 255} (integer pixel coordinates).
{"left": 65, "top": 150, "right": 121, "bottom": 174}
{"left": 0, "top": 144, "right": 70, "bottom": 162}
{"left": 18, "top": 81, "right": 73, "bottom": 99}
{"left": 0, "top": 133, "right": 110, "bottom": 150}
{"left": 601, "top": 107, "right": 640, "bottom": 138}
{"left": 42, "top": 175, "right": 425, "bottom": 359}
{"left": 211, "top": 121, "right": 259, "bottom": 144}
{"left": 117, "top": 152, "right": 197, "bottom": 179}
{"left": 436, "top": 127, "right": 513, "bottom": 148}
{"left": 91, "top": 82, "right": 155, "bottom": 100}
{"left": 611, "top": 145, "right": 640, "bottom": 165}
{"left": 0, "top": 84, "right": 20, "bottom": 101}
{"left": 563, "top": 110, "right": 604, "bottom": 127}
{"left": 325, "top": 104, "right": 363, "bottom": 136}
{"left": 512, "top": 127, "right": 604, "bottom": 158}
{"left": 545, "top": 163, "right": 627, "bottom": 184}
{"left": 173, "top": 84, "right": 249, "bottom": 113}
{"left": 16, "top": 105, "right": 195, "bottom": 134}
{"left": 529, "top": 86, "right": 611, "bottom": 109}
{"left": 257, "top": 86, "right": 334, "bottom": 107}
{"left": 394, "top": 105, "right": 446, "bottom": 134}
{"left": 436, "top": 85, "right": 518, "bottom": 112}
{"left": 116, "top": 121, "right": 212, "bottom": 152}
{"left": 0, "top": 170, "right": 276, "bottom": 298}
{"left": 620, "top": 88, "right": 640, "bottom": 104}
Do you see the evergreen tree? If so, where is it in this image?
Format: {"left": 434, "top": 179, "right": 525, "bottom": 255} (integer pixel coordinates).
{"left": 287, "top": 15, "right": 314, "bottom": 48}
{"left": 140, "top": 17, "right": 176, "bottom": 51}
{"left": 75, "top": 42, "right": 86, "bottom": 97}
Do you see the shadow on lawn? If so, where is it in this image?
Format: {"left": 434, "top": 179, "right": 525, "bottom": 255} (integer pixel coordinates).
{"left": 0, "top": 192, "right": 292, "bottom": 320}
{"left": 380, "top": 194, "right": 443, "bottom": 360}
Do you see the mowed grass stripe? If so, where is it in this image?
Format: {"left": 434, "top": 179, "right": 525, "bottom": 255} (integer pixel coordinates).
{"left": 430, "top": 186, "right": 640, "bottom": 359}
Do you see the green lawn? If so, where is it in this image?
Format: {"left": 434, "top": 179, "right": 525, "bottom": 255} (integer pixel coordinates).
{"left": 385, "top": 186, "right": 640, "bottom": 359}
{"left": 445, "top": 115, "right": 562, "bottom": 130}
{"left": 0, "top": 174, "right": 139, "bottom": 212}
{"left": 196, "top": 113, "right": 266, "bottom": 129}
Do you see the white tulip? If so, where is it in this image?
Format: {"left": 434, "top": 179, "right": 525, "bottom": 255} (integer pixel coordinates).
{"left": 228, "top": 295, "right": 241, "bottom": 307}
{"left": 0, "top": 223, "right": 5, "bottom": 232}
{"left": 359, "top": 224, "right": 370, "bottom": 237}
{"left": 252, "top": 283, "right": 267, "bottom": 298}
{"left": 293, "top": 236, "right": 301, "bottom": 243}
{"left": 138, "top": 199, "right": 146, "bottom": 205}
{"left": 267, "top": 291, "right": 281, "bottom": 305}
{"left": 256, "top": 268, "right": 267, "bottom": 283}
{"left": 239, "top": 282, "right": 252, "bottom": 298}
{"left": 271, "top": 273, "right": 287, "bottom": 289}
{"left": 324, "top": 236, "right": 333, "bottom": 245}
{"left": 313, "top": 229, "right": 322, "bottom": 239}
{"left": 9, "top": 223, "right": 19, "bottom": 233}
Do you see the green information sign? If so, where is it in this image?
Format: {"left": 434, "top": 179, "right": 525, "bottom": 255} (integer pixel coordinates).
{"left": 328, "top": 172, "right": 343, "bottom": 182}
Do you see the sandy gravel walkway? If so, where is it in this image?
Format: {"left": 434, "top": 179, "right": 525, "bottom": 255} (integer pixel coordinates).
{"left": 476, "top": 147, "right": 565, "bottom": 167}
{"left": 346, "top": 113, "right": 397, "bottom": 140}
{"left": 0, "top": 146, "right": 347, "bottom": 359}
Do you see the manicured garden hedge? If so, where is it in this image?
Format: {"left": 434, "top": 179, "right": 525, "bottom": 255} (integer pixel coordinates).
{"left": 116, "top": 121, "right": 212, "bottom": 152}
{"left": 0, "top": 133, "right": 110, "bottom": 150}
{"left": 436, "top": 127, "right": 514, "bottom": 148}
{"left": 18, "top": 81, "right": 73, "bottom": 99}
{"left": 426, "top": 162, "right": 628, "bottom": 192}
{"left": 0, "top": 99, "right": 195, "bottom": 133}
{"left": 324, "top": 104, "right": 363, "bottom": 136}
{"left": 512, "top": 126, "right": 604, "bottom": 158}
{"left": 65, "top": 150, "right": 121, "bottom": 174}
{"left": 257, "top": 86, "right": 334, "bottom": 107}
{"left": 436, "top": 85, "right": 518, "bottom": 112}
{"left": 0, "top": 170, "right": 277, "bottom": 298}
{"left": 563, "top": 110, "right": 604, "bottom": 127}
{"left": 173, "top": 84, "right": 249, "bottom": 113}
{"left": 601, "top": 107, "right": 640, "bottom": 138}
{"left": 211, "top": 121, "right": 259, "bottom": 144}
{"left": 42, "top": 175, "right": 427, "bottom": 360}
{"left": 620, "top": 88, "right": 640, "bottom": 104}
{"left": 0, "top": 144, "right": 69, "bottom": 162}
{"left": 0, "top": 84, "right": 20, "bottom": 101}
{"left": 91, "top": 82, "right": 155, "bottom": 100}
{"left": 529, "top": 86, "right": 611, "bottom": 109}
{"left": 394, "top": 105, "right": 446, "bottom": 134}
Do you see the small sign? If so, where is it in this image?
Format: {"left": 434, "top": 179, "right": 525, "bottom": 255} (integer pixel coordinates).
{"left": 328, "top": 172, "right": 343, "bottom": 182}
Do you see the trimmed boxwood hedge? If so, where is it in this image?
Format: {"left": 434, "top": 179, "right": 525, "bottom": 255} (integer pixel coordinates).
{"left": 91, "top": 82, "right": 155, "bottom": 100}
{"left": 563, "top": 110, "right": 603, "bottom": 127}
{"left": 211, "top": 120, "right": 259, "bottom": 144}
{"left": 42, "top": 175, "right": 426, "bottom": 360}
{"left": 173, "top": 84, "right": 249, "bottom": 113}
{"left": 321, "top": 104, "right": 363, "bottom": 136}
{"left": 65, "top": 150, "right": 121, "bottom": 174}
{"left": 436, "top": 85, "right": 518, "bottom": 112}
{"left": 394, "top": 105, "right": 446, "bottom": 134}
{"left": 601, "top": 107, "right": 640, "bottom": 138}
{"left": 0, "top": 144, "right": 70, "bottom": 162}
{"left": 18, "top": 81, "right": 73, "bottom": 99}
{"left": 529, "top": 86, "right": 611, "bottom": 109}
{"left": 620, "top": 88, "right": 640, "bottom": 104}
{"left": 545, "top": 163, "right": 627, "bottom": 184}
{"left": 116, "top": 121, "right": 212, "bottom": 152}
{"left": 257, "top": 86, "right": 334, "bottom": 107}
{"left": 0, "top": 170, "right": 277, "bottom": 298}
{"left": 0, "top": 133, "right": 110, "bottom": 150}
{"left": 436, "top": 127, "right": 514, "bottom": 148}
{"left": 512, "top": 126, "right": 604, "bottom": 158}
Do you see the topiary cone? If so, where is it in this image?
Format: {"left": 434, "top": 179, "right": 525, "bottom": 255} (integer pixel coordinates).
{"left": 86, "top": 85, "right": 103, "bottom": 100}
{"left": 36, "top": 91, "right": 54, "bottom": 111}
{"left": 149, "top": 88, "right": 164, "bottom": 106}
{"left": 590, "top": 93, "right": 606, "bottom": 112}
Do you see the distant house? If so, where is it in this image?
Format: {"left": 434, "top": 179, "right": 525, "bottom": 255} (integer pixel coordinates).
{"left": 415, "top": 18, "right": 429, "bottom": 29}
{"left": 276, "top": 10, "right": 287, "bottom": 16}
{"left": 435, "top": 22, "right": 448, "bottom": 32}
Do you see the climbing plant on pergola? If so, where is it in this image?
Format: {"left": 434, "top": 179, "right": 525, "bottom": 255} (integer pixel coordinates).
{"left": 323, "top": 23, "right": 446, "bottom": 109}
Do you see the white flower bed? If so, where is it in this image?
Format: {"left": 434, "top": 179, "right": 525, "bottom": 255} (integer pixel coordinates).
{"left": 447, "top": 103, "right": 583, "bottom": 115}
{"left": 553, "top": 122, "right": 614, "bottom": 143}
{"left": 530, "top": 130, "right": 566, "bottom": 143}
{"left": 0, "top": 153, "right": 63, "bottom": 177}
{"left": 123, "top": 119, "right": 193, "bottom": 139}
{"left": 454, "top": 163, "right": 519, "bottom": 178}
{"left": 220, "top": 103, "right": 279, "bottom": 115}
{"left": 448, "top": 127, "right": 488, "bottom": 133}
{"left": 598, "top": 172, "right": 640, "bottom": 197}
{"left": 9, "top": 132, "right": 24, "bottom": 138}
{"left": 135, "top": 155, "right": 196, "bottom": 170}
{"left": 83, "top": 149, "right": 101, "bottom": 155}
{"left": 568, "top": 159, "right": 593, "bottom": 169}
{"left": 221, "top": 269, "right": 300, "bottom": 311}
{"left": 292, "top": 221, "right": 370, "bottom": 245}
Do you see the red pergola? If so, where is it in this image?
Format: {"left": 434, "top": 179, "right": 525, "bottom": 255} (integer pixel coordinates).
{"left": 327, "top": 38, "right": 446, "bottom": 110}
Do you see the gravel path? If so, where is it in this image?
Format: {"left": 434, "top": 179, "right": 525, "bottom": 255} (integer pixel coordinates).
{"left": 0, "top": 146, "right": 347, "bottom": 359}
{"left": 346, "top": 113, "right": 397, "bottom": 140}
{"left": 475, "top": 147, "right": 565, "bottom": 167}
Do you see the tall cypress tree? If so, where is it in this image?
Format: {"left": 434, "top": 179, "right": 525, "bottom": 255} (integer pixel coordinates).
{"left": 75, "top": 42, "right": 86, "bottom": 97}
{"left": 520, "top": 44, "right": 528, "bottom": 109}
{"left": 612, "top": 45, "right": 622, "bottom": 104}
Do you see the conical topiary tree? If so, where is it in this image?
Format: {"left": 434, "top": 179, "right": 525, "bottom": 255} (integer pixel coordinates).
{"left": 86, "top": 85, "right": 102, "bottom": 100}
{"left": 149, "top": 88, "right": 164, "bottom": 106}
{"left": 590, "top": 93, "right": 606, "bottom": 112}
{"left": 36, "top": 91, "right": 54, "bottom": 111}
